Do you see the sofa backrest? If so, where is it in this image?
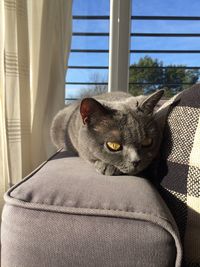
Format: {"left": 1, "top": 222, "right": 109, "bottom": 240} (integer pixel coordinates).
{"left": 156, "top": 84, "right": 200, "bottom": 266}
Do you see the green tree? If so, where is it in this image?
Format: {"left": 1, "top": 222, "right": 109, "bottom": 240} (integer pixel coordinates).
{"left": 129, "top": 56, "right": 163, "bottom": 96}
{"left": 164, "top": 66, "right": 199, "bottom": 94}
{"left": 129, "top": 56, "right": 200, "bottom": 97}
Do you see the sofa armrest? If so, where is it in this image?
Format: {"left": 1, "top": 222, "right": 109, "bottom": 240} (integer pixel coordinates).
{"left": 1, "top": 151, "right": 182, "bottom": 267}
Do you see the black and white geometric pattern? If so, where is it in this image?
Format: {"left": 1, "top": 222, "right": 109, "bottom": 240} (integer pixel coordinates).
{"left": 156, "top": 84, "right": 200, "bottom": 266}
{"left": 166, "top": 106, "right": 200, "bottom": 165}
{"left": 187, "top": 167, "right": 200, "bottom": 198}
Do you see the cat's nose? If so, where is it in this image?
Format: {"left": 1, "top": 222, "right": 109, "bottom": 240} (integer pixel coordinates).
{"left": 132, "top": 160, "right": 141, "bottom": 168}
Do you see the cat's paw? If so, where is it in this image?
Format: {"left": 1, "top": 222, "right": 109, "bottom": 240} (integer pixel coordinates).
{"left": 94, "top": 161, "right": 121, "bottom": 176}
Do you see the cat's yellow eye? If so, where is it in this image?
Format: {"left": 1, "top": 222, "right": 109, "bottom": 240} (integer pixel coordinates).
{"left": 106, "top": 142, "right": 122, "bottom": 152}
{"left": 141, "top": 137, "right": 153, "bottom": 147}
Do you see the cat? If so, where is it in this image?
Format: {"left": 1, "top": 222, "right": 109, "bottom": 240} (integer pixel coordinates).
{"left": 50, "top": 90, "right": 164, "bottom": 176}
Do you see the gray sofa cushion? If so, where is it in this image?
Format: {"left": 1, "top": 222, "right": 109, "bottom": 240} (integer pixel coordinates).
{"left": 1, "top": 151, "right": 182, "bottom": 267}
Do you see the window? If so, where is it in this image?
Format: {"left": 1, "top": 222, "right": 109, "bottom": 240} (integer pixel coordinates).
{"left": 65, "top": 0, "right": 110, "bottom": 101}
{"left": 129, "top": 1, "right": 200, "bottom": 97}
{"left": 66, "top": 0, "right": 200, "bottom": 101}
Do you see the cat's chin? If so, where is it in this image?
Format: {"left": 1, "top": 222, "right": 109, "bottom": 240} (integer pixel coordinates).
{"left": 121, "top": 160, "right": 154, "bottom": 175}
{"left": 119, "top": 169, "right": 138, "bottom": 176}
{"left": 120, "top": 166, "right": 146, "bottom": 176}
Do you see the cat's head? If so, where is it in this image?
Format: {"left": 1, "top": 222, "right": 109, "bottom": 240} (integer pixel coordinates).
{"left": 79, "top": 90, "right": 164, "bottom": 175}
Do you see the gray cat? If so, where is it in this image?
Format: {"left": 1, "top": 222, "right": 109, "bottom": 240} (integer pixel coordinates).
{"left": 51, "top": 90, "right": 164, "bottom": 175}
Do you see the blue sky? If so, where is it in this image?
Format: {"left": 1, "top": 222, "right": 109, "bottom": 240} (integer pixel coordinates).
{"left": 66, "top": 0, "right": 200, "bottom": 98}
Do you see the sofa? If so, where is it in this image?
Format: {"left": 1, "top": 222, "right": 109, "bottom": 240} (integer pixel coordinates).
{"left": 1, "top": 84, "right": 200, "bottom": 267}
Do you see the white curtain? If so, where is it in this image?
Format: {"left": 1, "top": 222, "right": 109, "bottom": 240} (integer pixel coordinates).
{"left": 0, "top": 0, "right": 72, "bottom": 211}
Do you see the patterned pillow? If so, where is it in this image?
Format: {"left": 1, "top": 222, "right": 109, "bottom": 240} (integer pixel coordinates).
{"left": 156, "top": 84, "right": 200, "bottom": 267}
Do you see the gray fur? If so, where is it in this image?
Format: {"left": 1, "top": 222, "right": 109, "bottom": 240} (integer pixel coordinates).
{"left": 51, "top": 90, "right": 164, "bottom": 175}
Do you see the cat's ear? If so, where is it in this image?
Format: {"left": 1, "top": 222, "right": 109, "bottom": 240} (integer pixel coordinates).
{"left": 80, "top": 98, "right": 111, "bottom": 125}
{"left": 137, "top": 90, "right": 164, "bottom": 115}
